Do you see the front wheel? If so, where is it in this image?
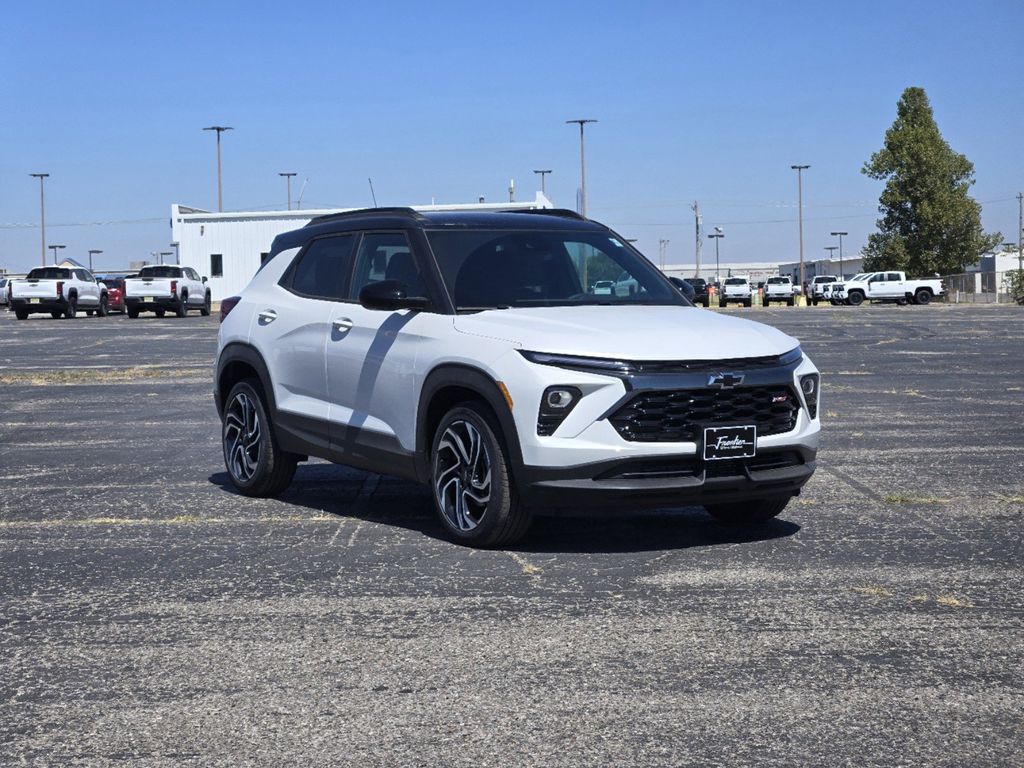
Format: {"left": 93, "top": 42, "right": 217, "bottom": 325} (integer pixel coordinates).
{"left": 97, "top": 295, "right": 109, "bottom": 317}
{"left": 431, "top": 402, "right": 529, "bottom": 547}
{"left": 705, "top": 495, "right": 792, "bottom": 525}
{"left": 222, "top": 380, "right": 298, "bottom": 497}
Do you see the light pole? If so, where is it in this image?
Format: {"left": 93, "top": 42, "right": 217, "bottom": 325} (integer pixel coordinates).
{"left": 88, "top": 250, "right": 103, "bottom": 271}
{"left": 30, "top": 173, "right": 49, "bottom": 266}
{"left": 203, "top": 126, "right": 233, "bottom": 212}
{"left": 48, "top": 244, "right": 65, "bottom": 264}
{"left": 533, "top": 169, "right": 552, "bottom": 197}
{"left": 566, "top": 119, "right": 597, "bottom": 217}
{"left": 830, "top": 230, "right": 848, "bottom": 278}
{"left": 708, "top": 227, "right": 724, "bottom": 285}
{"left": 279, "top": 172, "right": 297, "bottom": 210}
{"left": 791, "top": 165, "right": 810, "bottom": 296}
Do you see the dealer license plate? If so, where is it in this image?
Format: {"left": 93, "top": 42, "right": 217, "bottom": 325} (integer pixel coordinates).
{"left": 29, "top": 298, "right": 39, "bottom": 304}
{"left": 703, "top": 425, "right": 757, "bottom": 461}
{"left": 144, "top": 297, "right": 153, "bottom": 303}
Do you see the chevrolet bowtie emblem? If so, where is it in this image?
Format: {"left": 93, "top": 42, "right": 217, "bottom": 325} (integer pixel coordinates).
{"left": 708, "top": 372, "right": 745, "bottom": 388}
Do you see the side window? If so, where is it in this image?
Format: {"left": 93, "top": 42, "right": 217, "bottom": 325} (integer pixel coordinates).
{"left": 210, "top": 254, "right": 224, "bottom": 278}
{"left": 190, "top": 268, "right": 201, "bottom": 281}
{"left": 887, "top": 272, "right": 901, "bottom": 282}
{"left": 348, "top": 232, "right": 425, "bottom": 299}
{"left": 289, "top": 235, "right": 356, "bottom": 300}
{"left": 869, "top": 274, "right": 884, "bottom": 283}
{"left": 260, "top": 252, "right": 271, "bottom": 266}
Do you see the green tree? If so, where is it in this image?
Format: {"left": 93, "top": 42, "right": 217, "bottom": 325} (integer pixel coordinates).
{"left": 861, "top": 87, "right": 1000, "bottom": 275}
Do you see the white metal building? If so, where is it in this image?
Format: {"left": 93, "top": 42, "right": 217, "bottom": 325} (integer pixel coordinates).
{"left": 171, "top": 193, "right": 553, "bottom": 300}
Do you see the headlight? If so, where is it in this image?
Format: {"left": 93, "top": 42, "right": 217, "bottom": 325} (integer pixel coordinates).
{"left": 519, "top": 350, "right": 635, "bottom": 374}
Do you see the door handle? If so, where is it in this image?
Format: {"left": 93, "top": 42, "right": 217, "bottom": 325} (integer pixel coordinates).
{"left": 258, "top": 309, "right": 277, "bottom": 325}
{"left": 333, "top": 317, "right": 354, "bottom": 333}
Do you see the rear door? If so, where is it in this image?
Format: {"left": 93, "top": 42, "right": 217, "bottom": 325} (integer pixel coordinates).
{"left": 252, "top": 234, "right": 358, "bottom": 440}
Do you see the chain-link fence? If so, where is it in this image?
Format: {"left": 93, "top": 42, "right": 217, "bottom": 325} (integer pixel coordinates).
{"left": 942, "top": 271, "right": 1023, "bottom": 304}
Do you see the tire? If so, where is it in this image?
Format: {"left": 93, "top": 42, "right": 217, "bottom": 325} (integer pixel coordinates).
{"left": 65, "top": 297, "right": 77, "bottom": 318}
{"left": 786, "top": 297, "right": 794, "bottom": 307}
{"left": 222, "top": 379, "right": 298, "bottom": 497}
{"left": 847, "top": 291, "right": 864, "bottom": 306}
{"left": 914, "top": 289, "right": 931, "bottom": 305}
{"left": 431, "top": 401, "right": 530, "bottom": 548}
{"left": 719, "top": 300, "right": 726, "bottom": 308}
{"left": 127, "top": 307, "right": 139, "bottom": 318}
{"left": 812, "top": 298, "right": 818, "bottom": 306}
{"left": 155, "top": 309, "right": 166, "bottom": 318}
{"left": 705, "top": 495, "right": 792, "bottom": 525}
{"left": 200, "top": 292, "right": 212, "bottom": 316}
{"left": 176, "top": 293, "right": 188, "bottom": 317}
{"left": 97, "top": 295, "right": 109, "bottom": 317}
{"left": 764, "top": 298, "right": 770, "bottom": 306}
{"left": 702, "top": 298, "right": 710, "bottom": 308}
{"left": 743, "top": 298, "right": 752, "bottom": 308}
{"left": 16, "top": 308, "right": 28, "bottom": 320}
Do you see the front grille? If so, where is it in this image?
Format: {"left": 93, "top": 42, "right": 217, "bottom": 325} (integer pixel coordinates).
{"left": 608, "top": 385, "right": 799, "bottom": 442}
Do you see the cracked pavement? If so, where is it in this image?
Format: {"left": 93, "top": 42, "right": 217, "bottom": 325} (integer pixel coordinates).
{"left": 1, "top": 305, "right": 1022, "bottom": 766}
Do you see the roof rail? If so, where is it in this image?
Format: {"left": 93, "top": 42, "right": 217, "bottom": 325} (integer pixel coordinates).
{"left": 505, "top": 207, "right": 587, "bottom": 221}
{"left": 304, "top": 207, "right": 425, "bottom": 227}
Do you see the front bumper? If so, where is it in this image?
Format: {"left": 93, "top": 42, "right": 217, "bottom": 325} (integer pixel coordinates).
{"left": 11, "top": 297, "right": 68, "bottom": 313}
{"left": 519, "top": 445, "right": 816, "bottom": 508}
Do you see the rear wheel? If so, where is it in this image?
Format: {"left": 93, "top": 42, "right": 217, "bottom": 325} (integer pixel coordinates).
{"left": 847, "top": 291, "right": 864, "bottom": 306}
{"left": 65, "top": 297, "right": 77, "bottom": 318}
{"left": 719, "top": 299, "right": 726, "bottom": 308}
{"left": 155, "top": 309, "right": 166, "bottom": 318}
{"left": 431, "top": 402, "right": 530, "bottom": 548}
{"left": 743, "top": 298, "right": 752, "bottom": 308}
{"left": 914, "top": 288, "right": 931, "bottom": 305}
{"left": 705, "top": 495, "right": 792, "bottom": 525}
{"left": 702, "top": 298, "right": 710, "bottom": 308}
{"left": 16, "top": 308, "right": 28, "bottom": 320}
{"left": 176, "top": 293, "right": 188, "bottom": 317}
{"left": 786, "top": 297, "right": 794, "bottom": 306}
{"left": 127, "top": 307, "right": 139, "bottom": 318}
{"left": 222, "top": 379, "right": 298, "bottom": 497}
{"left": 200, "top": 292, "right": 212, "bottom": 316}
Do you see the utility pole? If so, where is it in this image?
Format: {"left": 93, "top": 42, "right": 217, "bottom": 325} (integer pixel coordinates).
{"left": 791, "top": 165, "right": 810, "bottom": 297}
{"left": 203, "top": 126, "right": 233, "bottom": 212}
{"left": 691, "top": 201, "right": 703, "bottom": 278}
{"left": 279, "top": 172, "right": 297, "bottom": 210}
{"left": 30, "top": 173, "right": 49, "bottom": 266}
{"left": 566, "top": 119, "right": 597, "bottom": 217}
{"left": 659, "top": 239, "right": 670, "bottom": 270}
{"left": 708, "top": 228, "right": 724, "bottom": 285}
{"left": 533, "top": 169, "right": 552, "bottom": 197}
{"left": 831, "top": 230, "right": 848, "bottom": 278}
{"left": 88, "top": 250, "right": 102, "bottom": 271}
{"left": 48, "top": 244, "right": 65, "bottom": 264}
{"left": 1017, "top": 192, "right": 1023, "bottom": 272}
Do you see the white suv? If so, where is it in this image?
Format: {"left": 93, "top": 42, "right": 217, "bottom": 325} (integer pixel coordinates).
{"left": 720, "top": 276, "right": 753, "bottom": 307}
{"left": 215, "top": 208, "right": 821, "bottom": 547}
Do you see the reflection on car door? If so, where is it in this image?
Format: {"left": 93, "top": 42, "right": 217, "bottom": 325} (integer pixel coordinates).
{"left": 325, "top": 231, "right": 431, "bottom": 456}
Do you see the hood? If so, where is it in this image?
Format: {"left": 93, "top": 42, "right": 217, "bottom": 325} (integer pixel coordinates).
{"left": 455, "top": 305, "right": 799, "bottom": 360}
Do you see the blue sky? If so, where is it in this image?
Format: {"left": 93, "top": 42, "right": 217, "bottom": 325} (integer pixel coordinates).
{"left": 2, "top": 0, "right": 1022, "bottom": 274}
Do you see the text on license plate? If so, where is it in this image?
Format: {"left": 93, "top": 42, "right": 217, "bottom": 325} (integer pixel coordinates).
{"left": 703, "top": 425, "right": 757, "bottom": 461}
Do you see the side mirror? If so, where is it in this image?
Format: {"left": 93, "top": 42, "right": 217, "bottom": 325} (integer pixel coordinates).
{"left": 358, "top": 279, "right": 428, "bottom": 311}
{"left": 668, "top": 276, "right": 696, "bottom": 301}
{"left": 202, "top": 276, "right": 208, "bottom": 283}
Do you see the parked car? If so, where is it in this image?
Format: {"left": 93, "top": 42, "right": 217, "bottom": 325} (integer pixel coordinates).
{"left": 825, "top": 274, "right": 867, "bottom": 305}
{"left": 809, "top": 275, "right": 839, "bottom": 306}
{"left": 683, "top": 277, "right": 711, "bottom": 307}
{"left": 9, "top": 266, "right": 109, "bottom": 319}
{"left": 667, "top": 276, "right": 697, "bottom": 302}
{"left": 124, "top": 265, "right": 211, "bottom": 318}
{"left": 842, "top": 271, "right": 945, "bottom": 306}
{"left": 96, "top": 276, "right": 128, "bottom": 314}
{"left": 720, "top": 276, "right": 753, "bottom": 307}
{"left": 763, "top": 276, "right": 798, "bottom": 306}
{"left": 0, "top": 278, "right": 11, "bottom": 308}
{"left": 214, "top": 207, "right": 820, "bottom": 547}
{"left": 592, "top": 280, "right": 614, "bottom": 295}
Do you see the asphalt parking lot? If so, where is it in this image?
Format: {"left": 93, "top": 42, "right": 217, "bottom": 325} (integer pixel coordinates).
{"left": 1, "top": 305, "right": 1022, "bottom": 766}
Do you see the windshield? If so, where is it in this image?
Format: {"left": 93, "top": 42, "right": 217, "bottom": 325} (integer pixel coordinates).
{"left": 138, "top": 266, "right": 182, "bottom": 278}
{"left": 425, "top": 229, "right": 686, "bottom": 311}
{"left": 27, "top": 268, "right": 71, "bottom": 280}
{"left": 724, "top": 277, "right": 747, "bottom": 285}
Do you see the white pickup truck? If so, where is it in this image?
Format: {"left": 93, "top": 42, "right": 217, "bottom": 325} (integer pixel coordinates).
{"left": 719, "top": 276, "right": 753, "bottom": 307}
{"left": 124, "top": 265, "right": 211, "bottom": 318}
{"left": 10, "top": 266, "right": 109, "bottom": 320}
{"left": 763, "top": 276, "right": 798, "bottom": 306}
{"left": 837, "top": 271, "right": 945, "bottom": 306}
{"left": 809, "top": 275, "right": 839, "bottom": 306}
